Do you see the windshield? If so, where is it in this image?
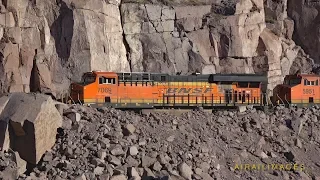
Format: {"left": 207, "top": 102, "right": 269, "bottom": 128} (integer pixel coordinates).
{"left": 285, "top": 78, "right": 301, "bottom": 86}
{"left": 82, "top": 74, "right": 96, "bottom": 85}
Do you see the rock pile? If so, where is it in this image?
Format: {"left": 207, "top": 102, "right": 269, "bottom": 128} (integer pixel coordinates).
{"left": 0, "top": 150, "right": 20, "bottom": 180}
{"left": 1, "top": 104, "right": 319, "bottom": 180}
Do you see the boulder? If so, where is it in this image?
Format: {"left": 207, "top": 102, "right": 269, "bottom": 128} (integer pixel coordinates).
{"left": 55, "top": 103, "right": 69, "bottom": 116}
{"left": 129, "top": 146, "right": 139, "bottom": 156}
{"left": 238, "top": 106, "right": 247, "bottom": 113}
{"left": 186, "top": 29, "right": 217, "bottom": 64}
{"left": 66, "top": 112, "right": 81, "bottom": 122}
{"left": 21, "top": 27, "right": 41, "bottom": 50}
{"left": 0, "top": 12, "right": 15, "bottom": 27}
{"left": 0, "top": 93, "right": 62, "bottom": 164}
{"left": 260, "top": 28, "right": 283, "bottom": 91}
{"left": 178, "top": 162, "right": 193, "bottom": 179}
{"left": 220, "top": 57, "right": 254, "bottom": 74}
{"left": 10, "top": 150, "right": 27, "bottom": 176}
{"left": 291, "top": 116, "right": 306, "bottom": 135}
{"left": 145, "top": 4, "right": 162, "bottom": 21}
{"left": 31, "top": 60, "right": 53, "bottom": 94}
{"left": 128, "top": 167, "right": 141, "bottom": 180}
{"left": 6, "top": 27, "right": 22, "bottom": 44}
{"left": 174, "top": 6, "right": 211, "bottom": 19}
{"left": 174, "top": 5, "right": 211, "bottom": 32}
{"left": 120, "top": 3, "right": 146, "bottom": 24}
{"left": 202, "top": 65, "right": 216, "bottom": 74}
{"left": 176, "top": 17, "right": 203, "bottom": 32}
{"left": 110, "top": 175, "right": 127, "bottom": 180}
{"left": 0, "top": 95, "right": 10, "bottom": 152}
{"left": 161, "top": 7, "right": 175, "bottom": 20}
{"left": 2, "top": 43, "right": 19, "bottom": 72}
{"left": 5, "top": 0, "right": 29, "bottom": 27}
{"left": 123, "top": 124, "right": 136, "bottom": 135}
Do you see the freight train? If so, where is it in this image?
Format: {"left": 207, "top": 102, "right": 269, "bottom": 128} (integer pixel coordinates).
{"left": 69, "top": 71, "right": 319, "bottom": 109}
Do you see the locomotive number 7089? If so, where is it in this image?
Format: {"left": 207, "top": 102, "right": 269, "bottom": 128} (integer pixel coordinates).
{"left": 98, "top": 88, "right": 112, "bottom": 94}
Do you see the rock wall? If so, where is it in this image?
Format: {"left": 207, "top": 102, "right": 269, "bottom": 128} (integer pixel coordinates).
{"left": 287, "top": 0, "right": 320, "bottom": 62}
{"left": 0, "top": 0, "right": 130, "bottom": 98}
{"left": 0, "top": 0, "right": 315, "bottom": 98}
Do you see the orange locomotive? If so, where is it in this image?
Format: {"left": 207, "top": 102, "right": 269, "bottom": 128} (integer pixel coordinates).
{"left": 274, "top": 73, "right": 320, "bottom": 106}
{"left": 70, "top": 71, "right": 268, "bottom": 109}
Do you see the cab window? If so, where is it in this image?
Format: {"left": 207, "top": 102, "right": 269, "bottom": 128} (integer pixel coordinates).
{"left": 249, "top": 82, "right": 260, "bottom": 88}
{"left": 288, "top": 78, "right": 301, "bottom": 86}
{"left": 99, "top": 76, "right": 116, "bottom": 84}
{"left": 82, "top": 74, "right": 96, "bottom": 85}
{"left": 238, "top": 82, "right": 248, "bottom": 88}
{"left": 304, "top": 79, "right": 317, "bottom": 86}
{"left": 161, "top": 76, "right": 166, "bottom": 81}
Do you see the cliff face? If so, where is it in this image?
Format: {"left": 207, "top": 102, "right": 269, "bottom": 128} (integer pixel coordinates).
{"left": 0, "top": 0, "right": 315, "bottom": 98}
{"left": 288, "top": 1, "right": 320, "bottom": 62}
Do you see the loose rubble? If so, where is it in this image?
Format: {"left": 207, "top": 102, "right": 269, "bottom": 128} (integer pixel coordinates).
{"left": 1, "top": 102, "right": 320, "bottom": 179}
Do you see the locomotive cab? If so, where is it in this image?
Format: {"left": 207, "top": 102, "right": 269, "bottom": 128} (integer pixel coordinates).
{"left": 70, "top": 72, "right": 96, "bottom": 103}
{"left": 70, "top": 71, "right": 118, "bottom": 105}
{"left": 96, "top": 72, "right": 118, "bottom": 104}
{"left": 276, "top": 74, "right": 320, "bottom": 106}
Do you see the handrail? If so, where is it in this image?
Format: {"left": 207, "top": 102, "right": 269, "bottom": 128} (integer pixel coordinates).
{"left": 276, "top": 94, "right": 285, "bottom": 105}
{"left": 68, "top": 94, "right": 76, "bottom": 105}
{"left": 77, "top": 93, "right": 82, "bottom": 106}
{"left": 119, "top": 79, "right": 155, "bottom": 82}
{"left": 284, "top": 94, "right": 290, "bottom": 106}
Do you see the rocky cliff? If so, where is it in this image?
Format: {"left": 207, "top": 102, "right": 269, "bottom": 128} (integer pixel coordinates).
{"left": 0, "top": 0, "right": 315, "bottom": 98}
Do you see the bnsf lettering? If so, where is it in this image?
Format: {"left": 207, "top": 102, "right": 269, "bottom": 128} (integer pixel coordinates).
{"left": 303, "top": 89, "right": 314, "bottom": 95}
{"left": 193, "top": 88, "right": 202, "bottom": 94}
{"left": 179, "top": 88, "right": 191, "bottom": 94}
{"left": 166, "top": 88, "right": 212, "bottom": 94}
{"left": 98, "top": 88, "right": 112, "bottom": 94}
{"left": 167, "top": 88, "right": 178, "bottom": 94}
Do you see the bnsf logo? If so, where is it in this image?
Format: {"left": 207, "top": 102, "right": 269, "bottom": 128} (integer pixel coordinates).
{"left": 166, "top": 88, "right": 213, "bottom": 94}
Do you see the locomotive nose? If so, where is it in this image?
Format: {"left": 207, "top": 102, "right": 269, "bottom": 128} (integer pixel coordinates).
{"left": 70, "top": 83, "right": 84, "bottom": 103}
{"left": 276, "top": 85, "right": 291, "bottom": 103}
{"left": 283, "top": 86, "right": 291, "bottom": 101}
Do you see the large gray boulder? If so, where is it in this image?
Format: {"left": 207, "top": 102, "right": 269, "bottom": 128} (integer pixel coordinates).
{"left": 0, "top": 93, "right": 62, "bottom": 164}
{"left": 0, "top": 95, "right": 10, "bottom": 152}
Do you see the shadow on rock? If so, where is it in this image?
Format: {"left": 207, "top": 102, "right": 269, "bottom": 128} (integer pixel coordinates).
{"left": 50, "top": 1, "right": 74, "bottom": 63}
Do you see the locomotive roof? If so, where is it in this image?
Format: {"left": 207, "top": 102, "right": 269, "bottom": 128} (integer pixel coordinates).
{"left": 209, "top": 74, "right": 268, "bottom": 83}
{"left": 90, "top": 71, "right": 268, "bottom": 83}
{"left": 285, "top": 73, "right": 320, "bottom": 78}
{"left": 298, "top": 74, "right": 320, "bottom": 77}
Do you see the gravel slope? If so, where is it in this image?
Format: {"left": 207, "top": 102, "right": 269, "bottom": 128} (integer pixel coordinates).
{"left": 1, "top": 105, "right": 320, "bottom": 180}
